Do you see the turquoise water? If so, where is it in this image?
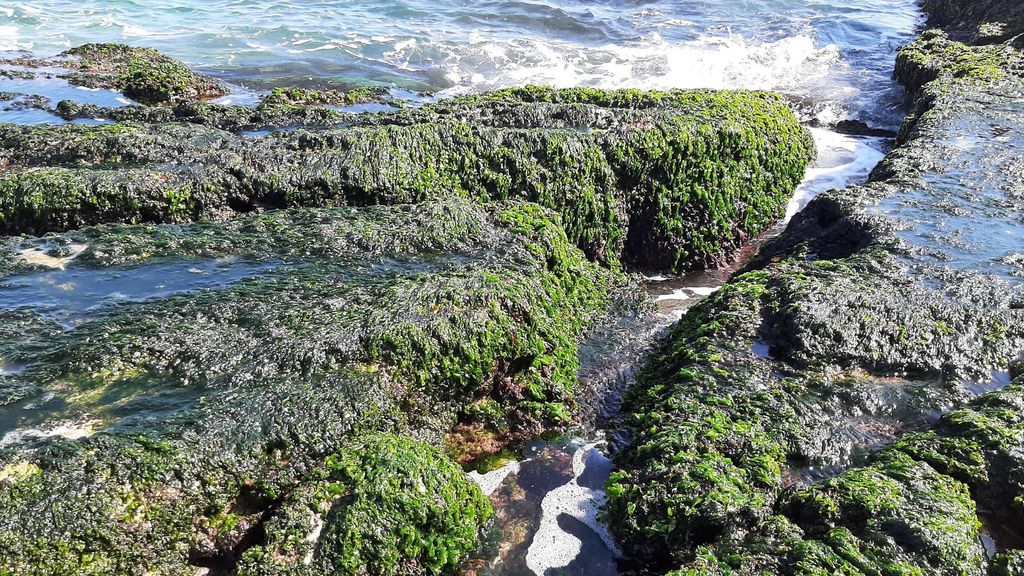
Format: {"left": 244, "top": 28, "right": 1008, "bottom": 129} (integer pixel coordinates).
{"left": 0, "top": 0, "right": 921, "bottom": 127}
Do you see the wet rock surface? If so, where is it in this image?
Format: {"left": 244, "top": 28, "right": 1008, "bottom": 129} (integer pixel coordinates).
{"left": 608, "top": 2, "right": 1024, "bottom": 574}
{"left": 0, "top": 199, "right": 628, "bottom": 574}
{"left": 0, "top": 79, "right": 814, "bottom": 275}
{"left": 0, "top": 50, "right": 816, "bottom": 573}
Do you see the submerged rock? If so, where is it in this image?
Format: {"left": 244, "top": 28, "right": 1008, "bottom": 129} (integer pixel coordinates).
{"left": 608, "top": 2, "right": 1024, "bottom": 574}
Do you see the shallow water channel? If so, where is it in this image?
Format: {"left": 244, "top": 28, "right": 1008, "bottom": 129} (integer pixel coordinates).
{"left": 464, "top": 128, "right": 893, "bottom": 576}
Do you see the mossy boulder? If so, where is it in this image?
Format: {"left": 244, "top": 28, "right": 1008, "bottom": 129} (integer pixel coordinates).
{"left": 61, "top": 44, "right": 226, "bottom": 104}
{"left": 236, "top": 434, "right": 492, "bottom": 575}
{"left": 0, "top": 85, "right": 814, "bottom": 274}
{"left": 0, "top": 199, "right": 632, "bottom": 574}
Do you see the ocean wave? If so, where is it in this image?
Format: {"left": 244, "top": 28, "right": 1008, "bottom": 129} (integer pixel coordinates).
{"left": 0, "top": 0, "right": 919, "bottom": 126}
{"left": 407, "top": 32, "right": 850, "bottom": 123}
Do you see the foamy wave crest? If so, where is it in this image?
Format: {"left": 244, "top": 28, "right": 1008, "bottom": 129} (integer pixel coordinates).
{"left": 395, "top": 32, "right": 850, "bottom": 123}
{"left": 0, "top": 24, "right": 31, "bottom": 51}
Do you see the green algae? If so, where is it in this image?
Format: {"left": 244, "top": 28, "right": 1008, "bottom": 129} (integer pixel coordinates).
{"left": 260, "top": 86, "right": 391, "bottom": 108}
{"left": 662, "top": 377, "right": 1024, "bottom": 576}
{"left": 235, "top": 434, "right": 492, "bottom": 575}
{"left": 607, "top": 3, "right": 1024, "bottom": 569}
{"left": 895, "top": 29, "right": 1018, "bottom": 97}
{"left": 887, "top": 380, "right": 1024, "bottom": 530}
{"left": 0, "top": 199, "right": 633, "bottom": 574}
{"left": 0, "top": 83, "right": 813, "bottom": 274}
{"left": 61, "top": 43, "right": 226, "bottom": 104}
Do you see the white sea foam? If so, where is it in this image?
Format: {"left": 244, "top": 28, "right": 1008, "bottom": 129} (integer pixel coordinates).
{"left": 786, "top": 128, "right": 887, "bottom": 222}
{"left": 654, "top": 288, "right": 690, "bottom": 302}
{"left": 467, "top": 460, "right": 521, "bottom": 496}
{"left": 0, "top": 24, "right": 30, "bottom": 51}
{"left": 0, "top": 420, "right": 99, "bottom": 447}
{"left": 122, "top": 24, "right": 154, "bottom": 37}
{"left": 688, "top": 286, "right": 720, "bottom": 297}
{"left": 409, "top": 32, "right": 847, "bottom": 123}
{"left": 525, "top": 444, "right": 621, "bottom": 575}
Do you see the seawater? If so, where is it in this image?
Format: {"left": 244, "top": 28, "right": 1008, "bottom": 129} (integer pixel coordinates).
{"left": 0, "top": 0, "right": 919, "bottom": 127}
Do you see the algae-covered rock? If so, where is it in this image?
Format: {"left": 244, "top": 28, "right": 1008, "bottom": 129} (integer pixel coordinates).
{"left": 259, "top": 86, "right": 391, "bottom": 108}
{"left": 608, "top": 2, "right": 1024, "bottom": 573}
{"left": 0, "top": 199, "right": 632, "bottom": 574}
{"left": 69, "top": 44, "right": 224, "bottom": 103}
{"left": 55, "top": 44, "right": 227, "bottom": 104}
{"left": 51, "top": 84, "right": 398, "bottom": 131}
{"left": 0, "top": 83, "right": 814, "bottom": 274}
{"left": 993, "top": 550, "right": 1024, "bottom": 576}
{"left": 894, "top": 28, "right": 1019, "bottom": 98}
{"left": 236, "top": 434, "right": 492, "bottom": 575}
{"left": 664, "top": 453, "right": 987, "bottom": 576}
{"left": 889, "top": 379, "right": 1024, "bottom": 532}
{"left": 663, "top": 377, "right": 1024, "bottom": 576}
{"left": 923, "top": 0, "right": 1024, "bottom": 42}
{"left": 605, "top": 250, "right": 1023, "bottom": 567}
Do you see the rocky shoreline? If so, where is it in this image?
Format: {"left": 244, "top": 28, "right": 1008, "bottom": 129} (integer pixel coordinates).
{"left": 0, "top": 0, "right": 1021, "bottom": 574}
{"left": 0, "top": 41, "right": 814, "bottom": 576}
{"left": 606, "top": 1, "right": 1024, "bottom": 574}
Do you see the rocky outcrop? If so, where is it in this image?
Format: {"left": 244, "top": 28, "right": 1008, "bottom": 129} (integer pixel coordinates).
{"left": 1, "top": 43, "right": 226, "bottom": 104}
{"left": 0, "top": 82, "right": 813, "bottom": 274}
{"left": 0, "top": 199, "right": 629, "bottom": 574}
{"left": 608, "top": 1, "right": 1024, "bottom": 574}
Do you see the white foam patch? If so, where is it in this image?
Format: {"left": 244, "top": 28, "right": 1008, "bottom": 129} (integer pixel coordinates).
{"left": 0, "top": 420, "right": 99, "bottom": 447}
{"left": 419, "top": 32, "right": 845, "bottom": 124}
{"left": 121, "top": 24, "right": 154, "bottom": 37}
{"left": 653, "top": 288, "right": 690, "bottom": 302}
{"left": 467, "top": 460, "right": 521, "bottom": 496}
{"left": 688, "top": 286, "right": 720, "bottom": 296}
{"left": 16, "top": 242, "right": 87, "bottom": 269}
{"left": 786, "top": 128, "right": 887, "bottom": 222}
{"left": 525, "top": 444, "right": 621, "bottom": 575}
